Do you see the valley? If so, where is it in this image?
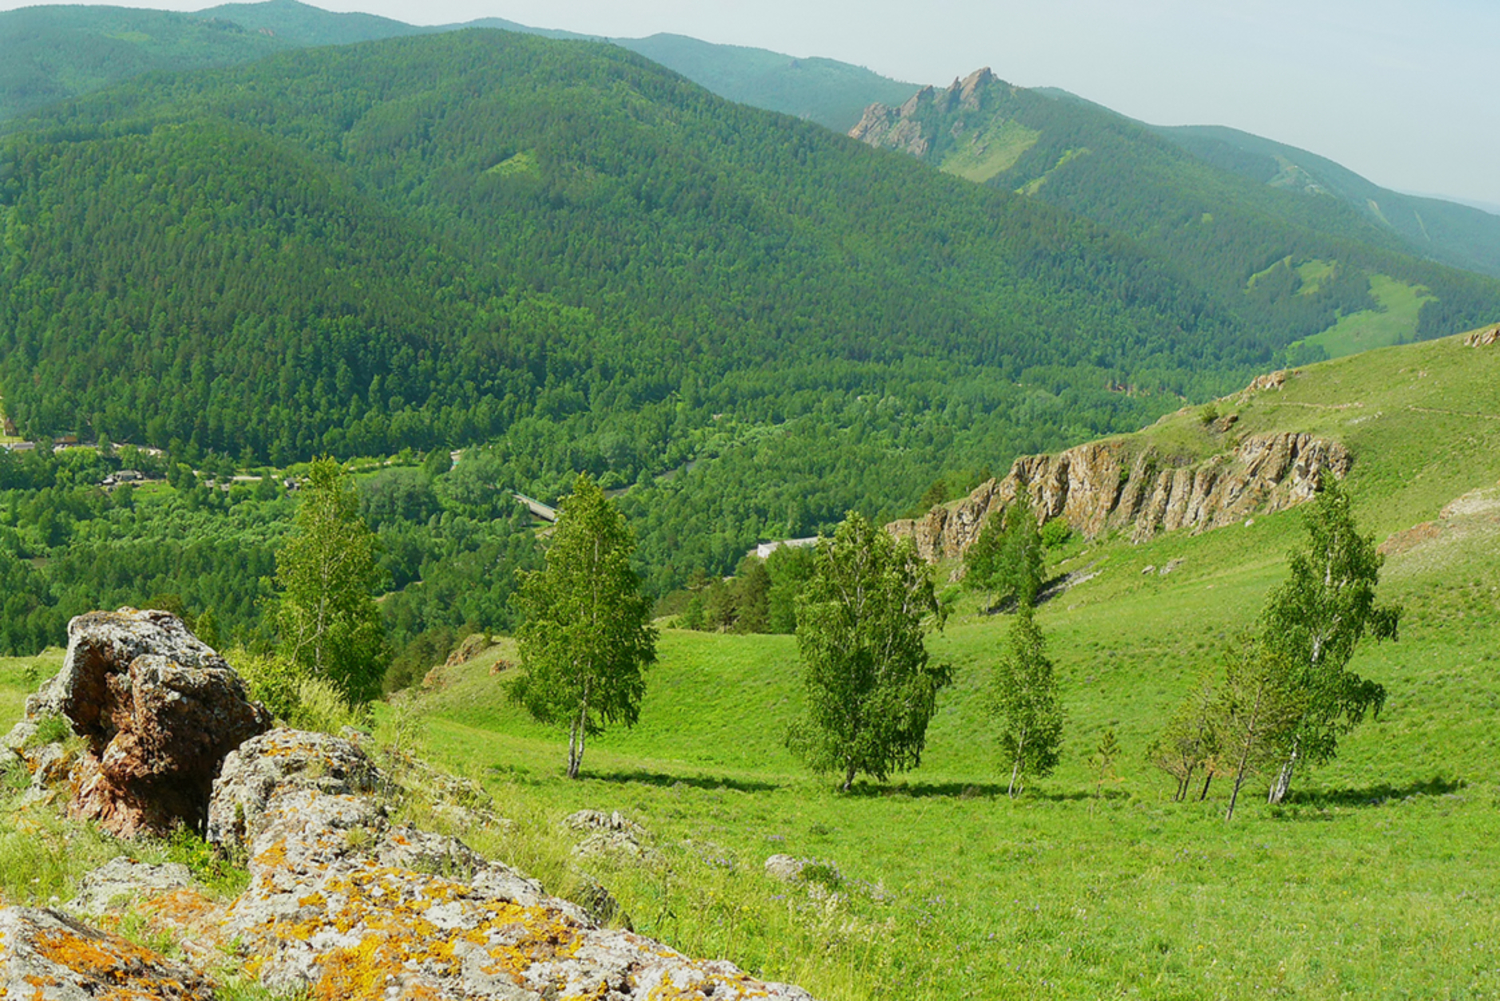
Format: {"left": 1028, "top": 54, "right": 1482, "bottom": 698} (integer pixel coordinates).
{"left": 0, "top": 8, "right": 1497, "bottom": 998}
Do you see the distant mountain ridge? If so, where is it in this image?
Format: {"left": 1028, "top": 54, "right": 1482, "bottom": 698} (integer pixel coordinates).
{"left": 4, "top": 0, "right": 1497, "bottom": 279}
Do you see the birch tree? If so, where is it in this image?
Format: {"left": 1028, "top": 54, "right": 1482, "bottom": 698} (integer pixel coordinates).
{"left": 1216, "top": 640, "right": 1303, "bottom": 821}
{"left": 274, "top": 457, "right": 387, "bottom": 703}
{"left": 511, "top": 473, "right": 657, "bottom": 779}
{"left": 787, "top": 512, "right": 952, "bottom": 792}
{"left": 992, "top": 603, "right": 1064, "bottom": 797}
{"left": 1259, "top": 478, "right": 1399, "bottom": 804}
{"left": 1146, "top": 672, "right": 1220, "bottom": 802}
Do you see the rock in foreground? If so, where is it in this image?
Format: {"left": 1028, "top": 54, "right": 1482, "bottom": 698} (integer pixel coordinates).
{"left": 0, "top": 906, "right": 217, "bottom": 1000}
{"left": 212, "top": 730, "right": 815, "bottom": 1000}
{"left": 46, "top": 608, "right": 271, "bottom": 838}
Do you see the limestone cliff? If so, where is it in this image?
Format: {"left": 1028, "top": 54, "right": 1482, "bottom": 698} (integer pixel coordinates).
{"left": 888, "top": 431, "right": 1351, "bottom": 563}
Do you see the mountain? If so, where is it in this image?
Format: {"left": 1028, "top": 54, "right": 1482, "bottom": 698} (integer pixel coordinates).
{"left": 0, "top": 29, "right": 1317, "bottom": 592}
{"left": 0, "top": 1, "right": 910, "bottom": 133}
{"left": 850, "top": 69, "right": 1500, "bottom": 360}
{"left": 0, "top": 4, "right": 284, "bottom": 121}
{"left": 1154, "top": 123, "right": 1500, "bottom": 279}
{"left": 617, "top": 34, "right": 916, "bottom": 132}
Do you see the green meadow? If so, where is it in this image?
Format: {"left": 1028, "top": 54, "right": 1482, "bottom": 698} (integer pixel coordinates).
{"left": 2, "top": 332, "right": 1498, "bottom": 998}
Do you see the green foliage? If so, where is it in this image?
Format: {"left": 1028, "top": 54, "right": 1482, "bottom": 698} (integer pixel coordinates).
{"left": 287, "top": 674, "right": 371, "bottom": 735}
{"left": 229, "top": 648, "right": 302, "bottom": 722}
{"left": 991, "top": 604, "right": 1064, "bottom": 796}
{"left": 1146, "top": 671, "right": 1220, "bottom": 802}
{"left": 1214, "top": 639, "right": 1304, "bottom": 821}
{"left": 164, "top": 824, "right": 249, "bottom": 897}
{"left": 1259, "top": 477, "right": 1400, "bottom": 801}
{"left": 964, "top": 494, "right": 1045, "bottom": 609}
{"left": 273, "top": 458, "right": 387, "bottom": 704}
{"left": 511, "top": 473, "right": 657, "bottom": 778}
{"left": 786, "top": 513, "right": 952, "bottom": 791}
{"left": 26, "top": 713, "right": 72, "bottom": 748}
{"left": 1088, "top": 728, "right": 1122, "bottom": 804}
{"left": 1039, "top": 517, "right": 1073, "bottom": 550}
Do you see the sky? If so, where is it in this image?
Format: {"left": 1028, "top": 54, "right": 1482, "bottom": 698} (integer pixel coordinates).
{"left": 9, "top": 0, "right": 1498, "bottom": 207}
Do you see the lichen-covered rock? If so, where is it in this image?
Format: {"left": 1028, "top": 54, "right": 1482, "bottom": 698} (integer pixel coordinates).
{"left": 67, "top": 857, "right": 193, "bottom": 916}
{"left": 207, "top": 727, "right": 385, "bottom": 851}
{"left": 225, "top": 789, "right": 809, "bottom": 999}
{"left": 0, "top": 905, "right": 217, "bottom": 1000}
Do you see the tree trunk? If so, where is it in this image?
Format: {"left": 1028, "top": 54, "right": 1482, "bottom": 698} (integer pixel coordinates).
{"left": 1008, "top": 728, "right": 1027, "bottom": 798}
{"left": 1198, "top": 772, "right": 1213, "bottom": 802}
{"left": 842, "top": 764, "right": 856, "bottom": 793}
{"left": 567, "top": 717, "right": 580, "bottom": 780}
{"left": 1267, "top": 745, "right": 1297, "bottom": 804}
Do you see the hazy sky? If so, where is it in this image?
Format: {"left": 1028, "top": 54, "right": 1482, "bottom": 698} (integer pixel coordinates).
{"left": 11, "top": 0, "right": 1498, "bottom": 207}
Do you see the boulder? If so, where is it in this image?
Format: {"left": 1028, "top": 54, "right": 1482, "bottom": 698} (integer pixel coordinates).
{"left": 223, "top": 785, "right": 811, "bottom": 1000}
{"left": 444, "top": 632, "right": 492, "bottom": 668}
{"left": 764, "top": 855, "right": 807, "bottom": 882}
{"left": 206, "top": 727, "right": 385, "bottom": 852}
{"left": 0, "top": 905, "right": 217, "bottom": 1000}
{"left": 67, "top": 858, "right": 192, "bottom": 916}
{"left": 29, "top": 609, "right": 272, "bottom": 838}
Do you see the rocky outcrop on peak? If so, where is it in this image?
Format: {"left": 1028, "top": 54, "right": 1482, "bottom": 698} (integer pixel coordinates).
{"left": 1464, "top": 324, "right": 1500, "bottom": 347}
{"left": 850, "top": 67, "right": 1003, "bottom": 156}
{"left": 888, "top": 432, "right": 1351, "bottom": 562}
{"left": 0, "top": 905, "right": 218, "bottom": 1000}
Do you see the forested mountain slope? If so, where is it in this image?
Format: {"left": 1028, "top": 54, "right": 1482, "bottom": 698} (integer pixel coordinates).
{"left": 852, "top": 71, "right": 1500, "bottom": 354}
{"left": 1, "top": 29, "right": 1276, "bottom": 459}
{"left": 1156, "top": 123, "right": 1500, "bottom": 280}
{"left": 0, "top": 0, "right": 908, "bottom": 132}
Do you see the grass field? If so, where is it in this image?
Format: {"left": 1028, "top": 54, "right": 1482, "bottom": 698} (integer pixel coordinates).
{"left": 1300, "top": 273, "right": 1437, "bottom": 359}
{"left": 941, "top": 119, "right": 1042, "bottom": 184}
{"left": 394, "top": 332, "right": 1500, "bottom": 999}
{"left": 2, "top": 333, "right": 1498, "bottom": 998}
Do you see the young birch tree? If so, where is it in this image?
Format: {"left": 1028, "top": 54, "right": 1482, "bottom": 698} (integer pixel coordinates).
{"left": 1216, "top": 640, "right": 1303, "bottom": 821}
{"left": 992, "top": 602, "right": 1065, "bottom": 797}
{"left": 274, "top": 457, "right": 387, "bottom": 703}
{"left": 787, "top": 512, "right": 952, "bottom": 792}
{"left": 511, "top": 473, "right": 657, "bottom": 779}
{"left": 1146, "top": 671, "right": 1220, "bottom": 802}
{"left": 1259, "top": 478, "right": 1399, "bottom": 804}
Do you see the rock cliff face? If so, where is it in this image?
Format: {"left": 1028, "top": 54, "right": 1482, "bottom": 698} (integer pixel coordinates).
{"left": 849, "top": 67, "right": 998, "bottom": 155}
{"left": 888, "top": 431, "right": 1351, "bottom": 562}
{"left": 1464, "top": 324, "right": 1500, "bottom": 347}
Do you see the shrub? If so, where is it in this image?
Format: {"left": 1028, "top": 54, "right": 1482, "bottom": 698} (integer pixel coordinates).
{"left": 288, "top": 675, "right": 370, "bottom": 735}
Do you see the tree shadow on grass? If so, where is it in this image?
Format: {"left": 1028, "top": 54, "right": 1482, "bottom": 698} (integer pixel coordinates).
{"left": 586, "top": 769, "right": 782, "bottom": 794}
{"left": 1286, "top": 776, "right": 1466, "bottom": 809}
{"left": 845, "top": 781, "right": 1011, "bottom": 800}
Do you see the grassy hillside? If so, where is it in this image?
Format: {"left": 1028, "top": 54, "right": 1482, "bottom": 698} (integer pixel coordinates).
{"left": 1, "top": 334, "right": 1496, "bottom": 997}
{"left": 388, "top": 331, "right": 1500, "bottom": 999}
{"left": 853, "top": 72, "right": 1500, "bottom": 359}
